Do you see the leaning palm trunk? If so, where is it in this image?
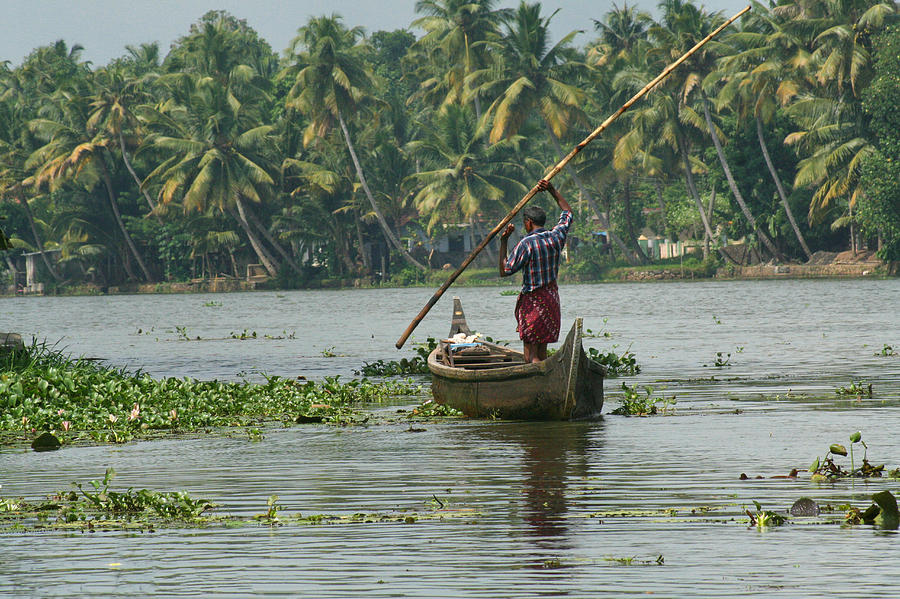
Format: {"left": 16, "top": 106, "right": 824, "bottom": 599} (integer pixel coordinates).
{"left": 121, "top": 249, "right": 138, "bottom": 281}
{"left": 655, "top": 178, "right": 668, "bottom": 235}
{"left": 333, "top": 215, "right": 359, "bottom": 275}
{"left": 242, "top": 201, "right": 303, "bottom": 274}
{"left": 118, "top": 130, "right": 161, "bottom": 223}
{"left": 704, "top": 186, "right": 716, "bottom": 257}
{"left": 337, "top": 111, "right": 427, "bottom": 271}
{"left": 622, "top": 177, "right": 650, "bottom": 264}
{"left": 677, "top": 137, "right": 715, "bottom": 259}
{"left": 354, "top": 207, "right": 371, "bottom": 273}
{"left": 699, "top": 94, "right": 781, "bottom": 260}
{"left": 755, "top": 116, "right": 812, "bottom": 260}
{"left": 470, "top": 216, "right": 496, "bottom": 262}
{"left": 232, "top": 199, "right": 280, "bottom": 277}
{"left": 98, "top": 154, "right": 153, "bottom": 282}
{"left": 541, "top": 119, "right": 640, "bottom": 265}
{"left": 464, "top": 33, "right": 483, "bottom": 122}
{"left": 16, "top": 188, "right": 62, "bottom": 282}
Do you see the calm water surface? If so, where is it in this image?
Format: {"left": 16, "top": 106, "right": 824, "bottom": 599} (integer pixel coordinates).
{"left": 1, "top": 279, "right": 899, "bottom": 597}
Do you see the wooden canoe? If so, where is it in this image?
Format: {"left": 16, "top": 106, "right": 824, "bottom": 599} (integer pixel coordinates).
{"left": 427, "top": 297, "right": 604, "bottom": 420}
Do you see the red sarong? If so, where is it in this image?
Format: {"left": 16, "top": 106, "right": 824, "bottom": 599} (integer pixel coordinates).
{"left": 515, "top": 281, "right": 561, "bottom": 343}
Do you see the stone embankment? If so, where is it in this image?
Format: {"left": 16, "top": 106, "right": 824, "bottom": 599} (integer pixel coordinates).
{"left": 724, "top": 250, "right": 892, "bottom": 279}
{"left": 618, "top": 270, "right": 696, "bottom": 281}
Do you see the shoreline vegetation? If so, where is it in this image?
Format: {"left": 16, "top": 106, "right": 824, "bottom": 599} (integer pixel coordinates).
{"left": 2, "top": 251, "right": 895, "bottom": 297}
{"left": 0, "top": 5, "right": 897, "bottom": 297}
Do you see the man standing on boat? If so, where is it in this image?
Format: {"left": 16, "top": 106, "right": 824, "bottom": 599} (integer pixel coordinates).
{"left": 498, "top": 179, "right": 572, "bottom": 363}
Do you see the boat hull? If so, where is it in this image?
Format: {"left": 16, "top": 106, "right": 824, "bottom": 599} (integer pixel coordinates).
{"left": 428, "top": 319, "right": 604, "bottom": 420}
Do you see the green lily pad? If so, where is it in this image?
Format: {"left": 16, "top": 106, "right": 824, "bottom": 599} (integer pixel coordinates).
{"left": 873, "top": 490, "right": 899, "bottom": 529}
{"left": 31, "top": 432, "right": 61, "bottom": 452}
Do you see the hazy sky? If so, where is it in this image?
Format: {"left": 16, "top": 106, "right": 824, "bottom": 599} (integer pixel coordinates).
{"left": 3, "top": 0, "right": 752, "bottom": 67}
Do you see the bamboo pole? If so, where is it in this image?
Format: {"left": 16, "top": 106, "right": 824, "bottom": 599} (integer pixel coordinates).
{"left": 395, "top": 5, "right": 751, "bottom": 349}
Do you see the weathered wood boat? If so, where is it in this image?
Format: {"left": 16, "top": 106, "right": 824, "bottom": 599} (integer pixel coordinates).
{"left": 427, "top": 297, "right": 604, "bottom": 420}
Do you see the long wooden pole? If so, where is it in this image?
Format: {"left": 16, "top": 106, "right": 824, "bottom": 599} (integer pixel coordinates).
{"left": 396, "top": 5, "right": 751, "bottom": 349}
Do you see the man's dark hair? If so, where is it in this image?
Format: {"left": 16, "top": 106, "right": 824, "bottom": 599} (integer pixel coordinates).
{"left": 522, "top": 205, "right": 546, "bottom": 227}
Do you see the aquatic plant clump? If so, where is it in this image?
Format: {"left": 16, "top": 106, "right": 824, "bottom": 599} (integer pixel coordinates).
{"left": 0, "top": 470, "right": 479, "bottom": 533}
{"left": 808, "top": 431, "right": 896, "bottom": 480}
{"left": 835, "top": 380, "right": 874, "bottom": 399}
{"left": 610, "top": 383, "right": 676, "bottom": 416}
{"left": 745, "top": 501, "right": 788, "bottom": 528}
{"left": 586, "top": 347, "right": 641, "bottom": 377}
{"left": 0, "top": 343, "right": 424, "bottom": 446}
{"left": 0, "top": 468, "right": 218, "bottom": 532}
{"left": 356, "top": 357, "right": 429, "bottom": 376}
{"left": 355, "top": 337, "right": 438, "bottom": 376}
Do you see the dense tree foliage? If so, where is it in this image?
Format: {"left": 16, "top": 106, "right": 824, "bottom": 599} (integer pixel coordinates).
{"left": 0, "top": 1, "right": 897, "bottom": 290}
{"left": 858, "top": 24, "right": 900, "bottom": 260}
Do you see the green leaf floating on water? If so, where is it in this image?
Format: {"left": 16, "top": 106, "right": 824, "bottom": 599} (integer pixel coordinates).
{"left": 873, "top": 490, "right": 900, "bottom": 529}
{"left": 830, "top": 444, "right": 848, "bottom": 456}
{"left": 31, "top": 432, "right": 61, "bottom": 452}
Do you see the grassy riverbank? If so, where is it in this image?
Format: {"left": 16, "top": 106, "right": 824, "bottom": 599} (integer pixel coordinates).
{"left": 0, "top": 343, "right": 434, "bottom": 448}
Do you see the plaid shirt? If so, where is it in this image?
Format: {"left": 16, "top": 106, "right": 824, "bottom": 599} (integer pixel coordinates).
{"left": 503, "top": 210, "right": 572, "bottom": 293}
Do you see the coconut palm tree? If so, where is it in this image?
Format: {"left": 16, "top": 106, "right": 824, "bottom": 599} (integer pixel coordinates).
{"left": 0, "top": 67, "right": 63, "bottom": 281}
{"left": 404, "top": 104, "right": 529, "bottom": 232}
{"left": 715, "top": 2, "right": 815, "bottom": 258}
{"left": 282, "top": 141, "right": 367, "bottom": 275}
{"left": 651, "top": 0, "right": 782, "bottom": 260}
{"left": 471, "top": 2, "right": 589, "bottom": 145}
{"left": 1, "top": 43, "right": 95, "bottom": 280}
{"left": 88, "top": 64, "right": 161, "bottom": 218}
{"left": 282, "top": 14, "right": 427, "bottom": 271}
{"left": 613, "top": 58, "right": 718, "bottom": 257}
{"left": 775, "top": 0, "right": 896, "bottom": 98}
{"left": 785, "top": 94, "right": 875, "bottom": 229}
{"left": 27, "top": 85, "right": 154, "bottom": 282}
{"left": 140, "top": 74, "right": 284, "bottom": 277}
{"left": 586, "top": 3, "right": 658, "bottom": 263}
{"left": 777, "top": 0, "right": 895, "bottom": 242}
{"left": 412, "top": 0, "right": 510, "bottom": 117}
{"left": 591, "top": 1, "right": 653, "bottom": 61}
{"left": 470, "top": 1, "right": 642, "bottom": 263}
{"left": 0, "top": 159, "right": 63, "bottom": 282}
{"left": 123, "top": 42, "right": 162, "bottom": 76}
{"left": 140, "top": 14, "right": 300, "bottom": 278}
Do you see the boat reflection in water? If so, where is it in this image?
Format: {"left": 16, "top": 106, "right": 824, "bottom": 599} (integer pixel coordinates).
{"left": 475, "top": 420, "right": 601, "bottom": 560}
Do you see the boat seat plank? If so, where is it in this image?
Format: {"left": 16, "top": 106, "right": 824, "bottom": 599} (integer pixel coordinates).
{"left": 458, "top": 361, "right": 528, "bottom": 369}
{"left": 451, "top": 354, "right": 514, "bottom": 362}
